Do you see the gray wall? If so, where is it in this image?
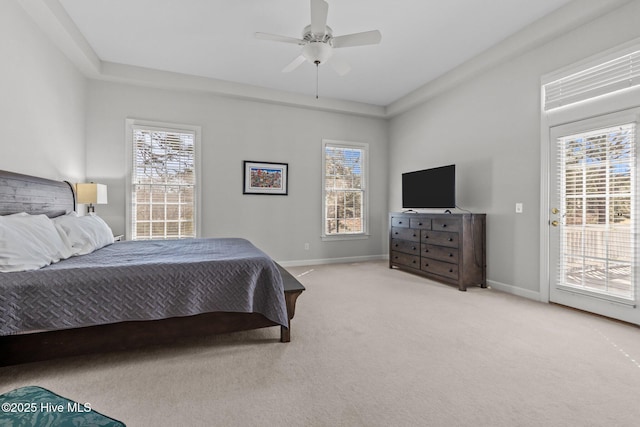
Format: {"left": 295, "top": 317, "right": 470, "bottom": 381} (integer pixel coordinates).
{"left": 85, "top": 81, "right": 389, "bottom": 264}
{"left": 5, "top": 0, "right": 640, "bottom": 281}
{"left": 388, "top": 0, "right": 640, "bottom": 298}
{"left": 0, "top": 1, "right": 86, "bottom": 183}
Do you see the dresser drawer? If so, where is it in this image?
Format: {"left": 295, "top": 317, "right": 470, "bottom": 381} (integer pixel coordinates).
{"left": 421, "top": 244, "right": 459, "bottom": 263}
{"left": 421, "top": 258, "right": 459, "bottom": 280}
{"left": 391, "top": 217, "right": 409, "bottom": 228}
{"left": 391, "top": 251, "right": 420, "bottom": 269}
{"left": 391, "top": 227, "right": 420, "bottom": 242}
{"left": 421, "top": 230, "right": 459, "bottom": 247}
{"left": 410, "top": 218, "right": 431, "bottom": 229}
{"left": 391, "top": 239, "right": 420, "bottom": 255}
{"left": 432, "top": 217, "right": 461, "bottom": 232}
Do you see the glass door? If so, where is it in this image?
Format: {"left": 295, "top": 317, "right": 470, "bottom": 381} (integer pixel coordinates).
{"left": 549, "top": 113, "right": 639, "bottom": 324}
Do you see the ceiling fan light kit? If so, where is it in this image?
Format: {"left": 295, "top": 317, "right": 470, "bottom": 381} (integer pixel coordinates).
{"left": 255, "top": 0, "right": 381, "bottom": 98}
{"left": 303, "top": 42, "right": 333, "bottom": 65}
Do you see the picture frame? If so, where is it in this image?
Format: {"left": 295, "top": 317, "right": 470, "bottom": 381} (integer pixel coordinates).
{"left": 243, "top": 161, "right": 288, "bottom": 195}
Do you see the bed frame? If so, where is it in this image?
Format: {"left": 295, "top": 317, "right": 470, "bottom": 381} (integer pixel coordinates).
{"left": 0, "top": 170, "right": 304, "bottom": 366}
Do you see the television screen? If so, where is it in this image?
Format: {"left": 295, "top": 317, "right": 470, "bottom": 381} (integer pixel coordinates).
{"left": 402, "top": 165, "right": 455, "bottom": 208}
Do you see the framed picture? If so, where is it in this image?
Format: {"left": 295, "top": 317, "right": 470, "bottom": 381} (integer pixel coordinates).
{"left": 243, "top": 161, "right": 288, "bottom": 195}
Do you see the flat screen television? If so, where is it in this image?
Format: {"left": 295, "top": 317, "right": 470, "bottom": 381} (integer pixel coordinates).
{"left": 402, "top": 164, "right": 455, "bottom": 208}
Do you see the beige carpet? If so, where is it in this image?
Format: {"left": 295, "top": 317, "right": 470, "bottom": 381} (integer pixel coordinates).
{"left": 1, "top": 261, "right": 640, "bottom": 426}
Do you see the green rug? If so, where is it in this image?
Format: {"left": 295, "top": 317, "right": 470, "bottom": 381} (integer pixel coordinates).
{"left": 0, "top": 386, "right": 125, "bottom": 427}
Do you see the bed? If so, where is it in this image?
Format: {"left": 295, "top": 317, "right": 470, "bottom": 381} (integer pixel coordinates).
{"left": 0, "top": 170, "right": 304, "bottom": 366}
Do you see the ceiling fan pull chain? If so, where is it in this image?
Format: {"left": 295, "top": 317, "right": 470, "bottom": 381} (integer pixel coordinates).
{"left": 315, "top": 61, "right": 320, "bottom": 99}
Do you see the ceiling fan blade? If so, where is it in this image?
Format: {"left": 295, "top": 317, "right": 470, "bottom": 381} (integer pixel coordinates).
{"left": 255, "top": 32, "right": 304, "bottom": 45}
{"left": 310, "top": 0, "right": 329, "bottom": 36}
{"left": 332, "top": 30, "right": 382, "bottom": 48}
{"left": 329, "top": 55, "right": 351, "bottom": 76}
{"left": 282, "top": 55, "right": 307, "bottom": 73}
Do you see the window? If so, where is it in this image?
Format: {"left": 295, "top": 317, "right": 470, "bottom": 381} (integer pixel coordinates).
{"left": 543, "top": 48, "right": 640, "bottom": 111}
{"left": 126, "top": 119, "right": 200, "bottom": 240}
{"left": 322, "top": 140, "right": 368, "bottom": 239}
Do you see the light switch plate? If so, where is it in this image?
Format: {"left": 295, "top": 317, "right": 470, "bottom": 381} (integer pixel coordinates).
{"left": 515, "top": 203, "right": 523, "bottom": 213}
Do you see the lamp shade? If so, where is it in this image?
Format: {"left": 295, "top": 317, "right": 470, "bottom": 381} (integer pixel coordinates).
{"left": 76, "top": 183, "right": 108, "bottom": 205}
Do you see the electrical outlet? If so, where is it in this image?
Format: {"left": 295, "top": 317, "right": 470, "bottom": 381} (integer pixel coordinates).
{"left": 515, "top": 203, "right": 523, "bottom": 213}
{"left": 304, "top": 243, "right": 310, "bottom": 250}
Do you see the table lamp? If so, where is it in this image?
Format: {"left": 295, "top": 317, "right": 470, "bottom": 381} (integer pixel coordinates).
{"left": 76, "top": 183, "right": 108, "bottom": 213}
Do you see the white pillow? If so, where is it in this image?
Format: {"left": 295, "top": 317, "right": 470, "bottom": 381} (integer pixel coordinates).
{"left": 0, "top": 213, "right": 73, "bottom": 272}
{"left": 53, "top": 213, "right": 114, "bottom": 256}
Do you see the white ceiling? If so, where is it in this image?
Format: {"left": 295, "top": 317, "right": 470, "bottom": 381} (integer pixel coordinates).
{"left": 56, "top": 0, "right": 575, "bottom": 106}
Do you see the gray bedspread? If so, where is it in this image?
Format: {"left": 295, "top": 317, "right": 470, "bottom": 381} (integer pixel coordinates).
{"left": 0, "top": 238, "right": 288, "bottom": 336}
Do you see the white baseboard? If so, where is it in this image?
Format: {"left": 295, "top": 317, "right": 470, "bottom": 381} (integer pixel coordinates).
{"left": 277, "top": 254, "right": 387, "bottom": 268}
{"left": 487, "top": 279, "right": 541, "bottom": 301}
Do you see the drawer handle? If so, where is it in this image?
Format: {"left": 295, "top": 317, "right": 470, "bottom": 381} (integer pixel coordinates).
{"left": 395, "top": 244, "right": 399, "bottom": 247}
{"left": 449, "top": 269, "right": 453, "bottom": 273}
{"left": 424, "top": 249, "right": 429, "bottom": 253}
{"left": 413, "top": 234, "right": 417, "bottom": 237}
{"left": 449, "top": 253, "right": 453, "bottom": 257}
{"left": 412, "top": 260, "right": 417, "bottom": 264}
{"left": 395, "top": 232, "right": 398, "bottom": 235}
{"left": 443, "top": 224, "right": 447, "bottom": 228}
{"left": 424, "top": 235, "right": 429, "bottom": 239}
{"left": 398, "top": 221, "right": 403, "bottom": 224}
{"left": 412, "top": 246, "right": 416, "bottom": 250}
{"left": 418, "top": 222, "right": 423, "bottom": 226}
{"left": 424, "top": 263, "right": 429, "bottom": 267}
{"left": 448, "top": 238, "right": 453, "bottom": 242}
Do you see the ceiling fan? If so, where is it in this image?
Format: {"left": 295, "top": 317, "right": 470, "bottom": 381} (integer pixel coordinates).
{"left": 255, "top": 0, "right": 382, "bottom": 89}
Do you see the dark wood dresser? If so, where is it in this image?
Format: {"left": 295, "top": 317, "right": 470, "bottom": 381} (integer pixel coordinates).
{"left": 389, "top": 212, "right": 486, "bottom": 291}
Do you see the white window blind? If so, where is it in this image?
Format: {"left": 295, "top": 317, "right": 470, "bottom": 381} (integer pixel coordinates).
{"left": 322, "top": 141, "right": 367, "bottom": 237}
{"left": 544, "top": 50, "right": 640, "bottom": 111}
{"left": 131, "top": 126, "right": 197, "bottom": 240}
{"left": 557, "top": 123, "right": 637, "bottom": 301}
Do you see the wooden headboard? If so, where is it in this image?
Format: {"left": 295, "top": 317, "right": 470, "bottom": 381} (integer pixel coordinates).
{"left": 0, "top": 170, "right": 76, "bottom": 217}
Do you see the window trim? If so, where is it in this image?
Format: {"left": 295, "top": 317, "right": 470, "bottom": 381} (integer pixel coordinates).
{"left": 125, "top": 118, "right": 202, "bottom": 241}
{"left": 321, "top": 139, "right": 369, "bottom": 241}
